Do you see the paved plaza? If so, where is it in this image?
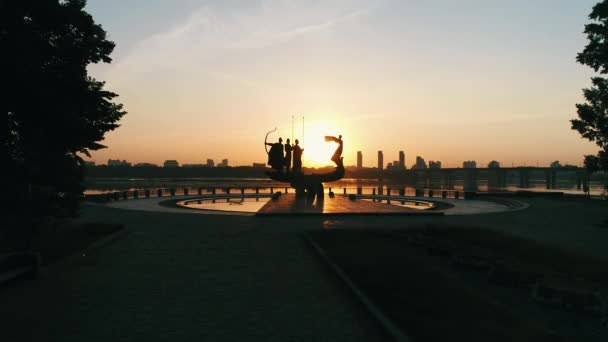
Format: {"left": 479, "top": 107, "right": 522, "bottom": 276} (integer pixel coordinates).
{"left": 257, "top": 194, "right": 442, "bottom": 216}
{"left": 104, "top": 193, "right": 519, "bottom": 216}
{"left": 1, "top": 196, "right": 607, "bottom": 341}
{"left": 0, "top": 206, "right": 388, "bottom": 341}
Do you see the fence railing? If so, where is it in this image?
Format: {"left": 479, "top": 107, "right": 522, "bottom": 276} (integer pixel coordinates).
{"left": 85, "top": 186, "right": 476, "bottom": 203}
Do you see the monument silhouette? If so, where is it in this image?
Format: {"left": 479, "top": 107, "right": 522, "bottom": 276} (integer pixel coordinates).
{"left": 265, "top": 132, "right": 344, "bottom": 199}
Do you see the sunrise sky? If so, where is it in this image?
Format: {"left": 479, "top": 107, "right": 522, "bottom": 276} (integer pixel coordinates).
{"left": 86, "top": 0, "right": 600, "bottom": 168}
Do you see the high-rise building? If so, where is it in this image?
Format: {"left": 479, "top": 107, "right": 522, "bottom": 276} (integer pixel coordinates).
{"left": 357, "top": 151, "right": 362, "bottom": 169}
{"left": 377, "top": 151, "right": 383, "bottom": 171}
{"left": 217, "top": 159, "right": 229, "bottom": 167}
{"left": 399, "top": 151, "right": 405, "bottom": 169}
{"left": 206, "top": 159, "right": 215, "bottom": 167}
{"left": 412, "top": 156, "right": 427, "bottom": 170}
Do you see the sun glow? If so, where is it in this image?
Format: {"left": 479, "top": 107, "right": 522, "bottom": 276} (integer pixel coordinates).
{"left": 299, "top": 120, "right": 343, "bottom": 168}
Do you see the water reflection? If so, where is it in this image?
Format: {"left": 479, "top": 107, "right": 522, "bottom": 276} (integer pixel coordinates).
{"left": 179, "top": 197, "right": 270, "bottom": 213}
{"left": 361, "top": 198, "right": 434, "bottom": 210}
{"left": 84, "top": 176, "right": 607, "bottom": 197}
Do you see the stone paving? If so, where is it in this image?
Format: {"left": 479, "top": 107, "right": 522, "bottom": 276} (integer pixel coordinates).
{"left": 257, "top": 194, "right": 441, "bottom": 216}
{"left": 1, "top": 196, "right": 606, "bottom": 341}
{"left": 318, "top": 197, "right": 608, "bottom": 260}
{"left": 104, "top": 193, "right": 517, "bottom": 216}
{"left": 105, "top": 195, "right": 258, "bottom": 216}
{"left": 0, "top": 206, "right": 388, "bottom": 341}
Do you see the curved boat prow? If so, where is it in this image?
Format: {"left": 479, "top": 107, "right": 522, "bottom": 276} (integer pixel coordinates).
{"left": 264, "top": 132, "right": 345, "bottom": 198}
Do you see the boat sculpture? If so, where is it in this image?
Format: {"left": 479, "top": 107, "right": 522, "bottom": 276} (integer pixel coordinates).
{"left": 265, "top": 133, "right": 344, "bottom": 199}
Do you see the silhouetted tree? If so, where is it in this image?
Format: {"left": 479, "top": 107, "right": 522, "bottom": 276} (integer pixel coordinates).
{"left": 574, "top": 1, "right": 608, "bottom": 177}
{"left": 1, "top": 0, "right": 125, "bottom": 231}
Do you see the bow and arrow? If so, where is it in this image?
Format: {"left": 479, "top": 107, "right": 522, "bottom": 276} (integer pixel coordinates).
{"left": 264, "top": 127, "right": 277, "bottom": 154}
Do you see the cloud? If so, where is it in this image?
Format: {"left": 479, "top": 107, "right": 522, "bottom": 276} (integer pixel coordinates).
{"left": 99, "top": 0, "right": 371, "bottom": 86}
{"left": 275, "top": 8, "right": 365, "bottom": 37}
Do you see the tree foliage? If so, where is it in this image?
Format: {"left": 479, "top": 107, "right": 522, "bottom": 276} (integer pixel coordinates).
{"left": 574, "top": 0, "right": 608, "bottom": 173}
{"left": 1, "top": 0, "right": 125, "bottom": 218}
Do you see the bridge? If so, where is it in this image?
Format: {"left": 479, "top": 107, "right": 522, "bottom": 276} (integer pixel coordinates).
{"left": 378, "top": 167, "right": 589, "bottom": 192}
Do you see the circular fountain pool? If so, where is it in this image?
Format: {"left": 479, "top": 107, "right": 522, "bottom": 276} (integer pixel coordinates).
{"left": 177, "top": 196, "right": 272, "bottom": 213}
{"left": 361, "top": 198, "right": 437, "bottom": 210}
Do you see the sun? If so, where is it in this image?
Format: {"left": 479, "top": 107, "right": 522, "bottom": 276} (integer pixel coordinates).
{"left": 298, "top": 121, "right": 342, "bottom": 168}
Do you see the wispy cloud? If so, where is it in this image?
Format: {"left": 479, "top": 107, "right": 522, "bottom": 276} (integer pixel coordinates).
{"left": 256, "top": 8, "right": 367, "bottom": 46}
{"left": 98, "top": 0, "right": 371, "bottom": 86}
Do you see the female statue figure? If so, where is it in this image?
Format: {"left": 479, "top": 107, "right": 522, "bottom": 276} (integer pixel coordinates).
{"left": 325, "top": 135, "right": 343, "bottom": 167}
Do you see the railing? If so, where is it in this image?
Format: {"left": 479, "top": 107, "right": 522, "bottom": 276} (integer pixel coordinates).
{"left": 85, "top": 186, "right": 475, "bottom": 202}
{"left": 326, "top": 187, "right": 474, "bottom": 199}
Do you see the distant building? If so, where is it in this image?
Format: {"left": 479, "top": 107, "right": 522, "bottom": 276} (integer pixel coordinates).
{"left": 134, "top": 163, "right": 158, "bottom": 167}
{"left": 83, "top": 161, "right": 95, "bottom": 167}
{"left": 377, "top": 151, "right": 383, "bottom": 171}
{"left": 399, "top": 151, "right": 405, "bottom": 169}
{"left": 182, "top": 164, "right": 206, "bottom": 168}
{"left": 550, "top": 161, "right": 562, "bottom": 168}
{"left": 252, "top": 163, "right": 266, "bottom": 168}
{"left": 463, "top": 160, "right": 477, "bottom": 168}
{"left": 108, "top": 159, "right": 131, "bottom": 167}
{"left": 488, "top": 160, "right": 500, "bottom": 168}
{"left": 387, "top": 162, "right": 393, "bottom": 169}
{"left": 217, "top": 159, "right": 228, "bottom": 167}
{"left": 429, "top": 161, "right": 442, "bottom": 169}
{"left": 163, "top": 160, "right": 179, "bottom": 168}
{"left": 412, "top": 156, "right": 427, "bottom": 170}
{"left": 357, "top": 151, "right": 362, "bottom": 169}
{"left": 206, "top": 159, "right": 215, "bottom": 167}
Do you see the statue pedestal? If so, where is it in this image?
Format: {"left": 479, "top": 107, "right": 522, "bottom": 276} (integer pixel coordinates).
{"left": 267, "top": 165, "right": 342, "bottom": 201}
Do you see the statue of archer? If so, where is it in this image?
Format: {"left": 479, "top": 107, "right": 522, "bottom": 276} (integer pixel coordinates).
{"left": 264, "top": 128, "right": 285, "bottom": 172}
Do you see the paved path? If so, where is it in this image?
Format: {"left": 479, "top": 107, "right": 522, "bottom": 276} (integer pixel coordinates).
{"left": 2, "top": 196, "right": 607, "bottom": 341}
{"left": 0, "top": 206, "right": 388, "bottom": 341}
{"left": 319, "top": 197, "right": 608, "bottom": 259}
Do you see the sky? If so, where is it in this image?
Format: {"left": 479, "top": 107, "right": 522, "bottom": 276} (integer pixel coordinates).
{"left": 85, "top": 0, "right": 600, "bottom": 168}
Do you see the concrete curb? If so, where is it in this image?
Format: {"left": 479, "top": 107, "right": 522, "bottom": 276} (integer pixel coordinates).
{"left": 257, "top": 211, "right": 443, "bottom": 217}
{"left": 304, "top": 235, "right": 412, "bottom": 342}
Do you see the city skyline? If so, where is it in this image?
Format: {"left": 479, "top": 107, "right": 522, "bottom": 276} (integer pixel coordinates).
{"left": 84, "top": 0, "right": 600, "bottom": 167}
{"left": 100, "top": 145, "right": 585, "bottom": 169}
{"left": 94, "top": 151, "right": 584, "bottom": 169}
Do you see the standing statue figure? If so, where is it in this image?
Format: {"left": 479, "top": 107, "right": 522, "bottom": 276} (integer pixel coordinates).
{"left": 264, "top": 132, "right": 345, "bottom": 200}
{"left": 325, "top": 135, "right": 343, "bottom": 167}
{"left": 265, "top": 137, "right": 285, "bottom": 172}
{"left": 284, "top": 138, "right": 293, "bottom": 173}
{"left": 292, "top": 139, "right": 304, "bottom": 174}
